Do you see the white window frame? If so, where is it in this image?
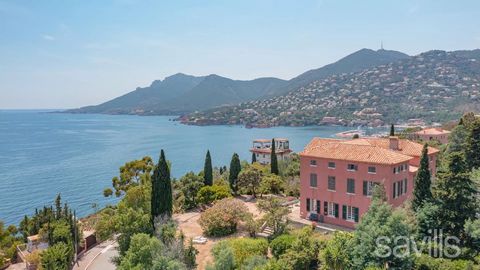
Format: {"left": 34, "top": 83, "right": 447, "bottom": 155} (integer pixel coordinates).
{"left": 310, "top": 160, "right": 317, "bottom": 167}
{"left": 347, "top": 164, "right": 357, "bottom": 171}
{"left": 346, "top": 205, "right": 355, "bottom": 222}
{"left": 309, "top": 199, "right": 316, "bottom": 213}
{"left": 368, "top": 166, "right": 377, "bottom": 174}
{"left": 328, "top": 202, "right": 336, "bottom": 217}
{"left": 366, "top": 181, "right": 375, "bottom": 197}
{"left": 328, "top": 162, "right": 336, "bottom": 169}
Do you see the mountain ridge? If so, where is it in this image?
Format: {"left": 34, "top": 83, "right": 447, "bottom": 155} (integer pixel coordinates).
{"left": 270, "top": 48, "right": 410, "bottom": 96}
{"left": 66, "top": 48, "right": 410, "bottom": 115}
{"left": 182, "top": 49, "right": 480, "bottom": 127}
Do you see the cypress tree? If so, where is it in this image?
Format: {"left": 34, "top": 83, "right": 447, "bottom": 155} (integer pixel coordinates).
{"left": 151, "top": 150, "right": 173, "bottom": 222}
{"left": 270, "top": 138, "right": 279, "bottom": 175}
{"left": 412, "top": 144, "right": 432, "bottom": 211}
{"left": 55, "top": 193, "right": 62, "bottom": 220}
{"left": 389, "top": 124, "right": 395, "bottom": 136}
{"left": 433, "top": 152, "right": 478, "bottom": 237}
{"left": 203, "top": 150, "right": 213, "bottom": 186}
{"left": 229, "top": 153, "right": 241, "bottom": 194}
{"left": 251, "top": 152, "right": 257, "bottom": 163}
{"left": 466, "top": 119, "right": 480, "bottom": 171}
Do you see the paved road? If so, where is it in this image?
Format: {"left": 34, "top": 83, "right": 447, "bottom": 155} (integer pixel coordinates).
{"left": 87, "top": 243, "right": 117, "bottom": 270}
{"left": 72, "top": 240, "right": 118, "bottom": 270}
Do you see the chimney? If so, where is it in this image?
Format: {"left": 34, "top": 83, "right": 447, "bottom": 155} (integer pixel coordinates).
{"left": 389, "top": 136, "right": 399, "bottom": 150}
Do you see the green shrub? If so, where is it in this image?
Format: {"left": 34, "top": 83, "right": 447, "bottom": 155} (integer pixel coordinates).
{"left": 319, "top": 231, "right": 354, "bottom": 270}
{"left": 197, "top": 185, "right": 231, "bottom": 205}
{"left": 40, "top": 242, "right": 73, "bottom": 270}
{"left": 414, "top": 254, "right": 475, "bottom": 270}
{"left": 242, "top": 255, "right": 268, "bottom": 270}
{"left": 199, "top": 198, "right": 248, "bottom": 237}
{"left": 213, "top": 238, "right": 268, "bottom": 268}
{"left": 209, "top": 241, "right": 235, "bottom": 270}
{"left": 0, "top": 256, "right": 6, "bottom": 269}
{"left": 270, "top": 234, "right": 295, "bottom": 258}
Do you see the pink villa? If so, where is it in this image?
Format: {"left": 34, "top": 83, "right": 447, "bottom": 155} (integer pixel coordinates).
{"left": 414, "top": 127, "right": 451, "bottom": 144}
{"left": 299, "top": 136, "right": 439, "bottom": 229}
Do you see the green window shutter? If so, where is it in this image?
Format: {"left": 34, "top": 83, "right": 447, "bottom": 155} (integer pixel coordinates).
{"left": 347, "top": 178, "right": 355, "bottom": 193}
{"left": 324, "top": 201, "right": 328, "bottom": 216}
{"left": 316, "top": 200, "right": 320, "bottom": 213}
{"left": 363, "top": 181, "right": 367, "bottom": 196}
{"left": 354, "top": 207, "right": 359, "bottom": 222}
{"left": 393, "top": 182, "right": 396, "bottom": 199}
{"left": 306, "top": 198, "right": 310, "bottom": 212}
{"left": 334, "top": 203, "right": 339, "bottom": 218}
{"left": 342, "top": 205, "right": 347, "bottom": 219}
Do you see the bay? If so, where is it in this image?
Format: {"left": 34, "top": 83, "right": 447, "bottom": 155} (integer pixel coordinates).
{"left": 0, "top": 110, "right": 351, "bottom": 225}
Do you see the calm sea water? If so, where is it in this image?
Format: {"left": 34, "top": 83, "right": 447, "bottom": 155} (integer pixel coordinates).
{"left": 0, "top": 110, "right": 351, "bottom": 225}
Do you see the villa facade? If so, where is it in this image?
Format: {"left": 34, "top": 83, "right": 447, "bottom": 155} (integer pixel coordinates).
{"left": 299, "top": 136, "right": 438, "bottom": 229}
{"left": 414, "top": 127, "right": 451, "bottom": 144}
{"left": 250, "top": 138, "right": 292, "bottom": 165}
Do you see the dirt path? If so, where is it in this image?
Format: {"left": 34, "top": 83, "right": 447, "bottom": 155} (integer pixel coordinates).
{"left": 174, "top": 197, "right": 262, "bottom": 270}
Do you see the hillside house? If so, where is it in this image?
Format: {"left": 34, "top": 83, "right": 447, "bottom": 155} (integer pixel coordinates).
{"left": 250, "top": 138, "right": 292, "bottom": 165}
{"left": 299, "top": 136, "right": 438, "bottom": 229}
{"left": 414, "top": 127, "right": 451, "bottom": 144}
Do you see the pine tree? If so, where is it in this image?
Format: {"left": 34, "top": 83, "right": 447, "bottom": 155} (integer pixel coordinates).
{"left": 251, "top": 152, "right": 257, "bottom": 163}
{"left": 151, "top": 150, "right": 173, "bottom": 222}
{"left": 390, "top": 124, "right": 395, "bottom": 136}
{"left": 203, "top": 150, "right": 213, "bottom": 186}
{"left": 466, "top": 119, "right": 480, "bottom": 171}
{"left": 446, "top": 122, "right": 468, "bottom": 154}
{"left": 352, "top": 184, "right": 413, "bottom": 269}
{"left": 270, "top": 139, "right": 279, "bottom": 175}
{"left": 229, "top": 153, "right": 241, "bottom": 194}
{"left": 411, "top": 144, "right": 433, "bottom": 211}
{"left": 433, "top": 152, "right": 478, "bottom": 238}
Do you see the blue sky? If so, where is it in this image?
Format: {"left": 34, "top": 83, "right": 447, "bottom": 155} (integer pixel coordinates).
{"left": 1, "top": 0, "right": 479, "bottom": 109}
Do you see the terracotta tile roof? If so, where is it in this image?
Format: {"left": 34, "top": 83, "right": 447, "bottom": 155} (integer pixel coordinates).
{"left": 363, "top": 138, "right": 439, "bottom": 157}
{"left": 300, "top": 138, "right": 413, "bottom": 165}
{"left": 415, "top": 127, "right": 451, "bottom": 135}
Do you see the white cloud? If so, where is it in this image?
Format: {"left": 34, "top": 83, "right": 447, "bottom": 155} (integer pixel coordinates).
{"left": 42, "top": 35, "right": 55, "bottom": 41}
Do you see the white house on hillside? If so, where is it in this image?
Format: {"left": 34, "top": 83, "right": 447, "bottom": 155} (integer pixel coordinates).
{"left": 250, "top": 138, "right": 292, "bottom": 165}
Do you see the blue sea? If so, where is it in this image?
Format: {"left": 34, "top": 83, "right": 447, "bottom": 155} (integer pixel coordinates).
{"left": 0, "top": 110, "right": 351, "bottom": 225}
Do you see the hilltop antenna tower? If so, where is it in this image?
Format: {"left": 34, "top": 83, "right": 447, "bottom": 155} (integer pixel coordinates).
{"left": 381, "top": 40, "right": 384, "bottom": 50}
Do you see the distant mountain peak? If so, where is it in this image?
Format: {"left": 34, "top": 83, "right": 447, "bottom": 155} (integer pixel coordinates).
{"left": 67, "top": 47, "right": 412, "bottom": 115}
